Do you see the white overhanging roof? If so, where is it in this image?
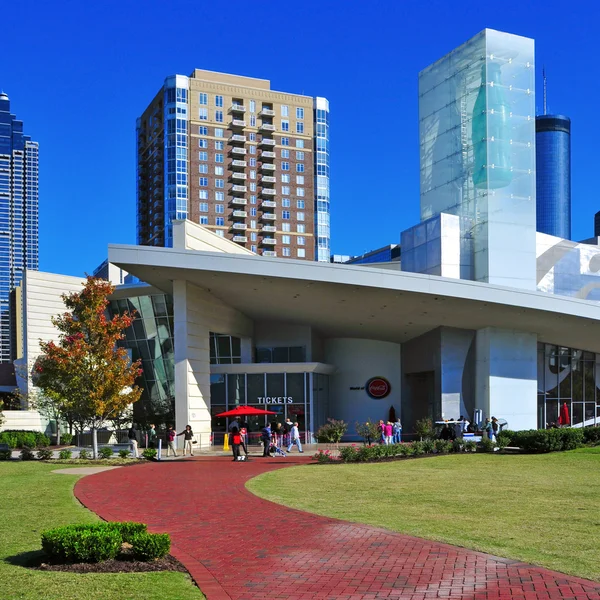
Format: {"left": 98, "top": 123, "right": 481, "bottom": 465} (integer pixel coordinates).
{"left": 109, "top": 244, "right": 600, "bottom": 353}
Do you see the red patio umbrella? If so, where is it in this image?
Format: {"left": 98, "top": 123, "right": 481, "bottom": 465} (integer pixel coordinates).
{"left": 558, "top": 402, "right": 570, "bottom": 426}
{"left": 216, "top": 406, "right": 278, "bottom": 417}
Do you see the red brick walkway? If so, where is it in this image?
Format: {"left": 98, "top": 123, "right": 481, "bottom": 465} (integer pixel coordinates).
{"left": 75, "top": 456, "right": 600, "bottom": 600}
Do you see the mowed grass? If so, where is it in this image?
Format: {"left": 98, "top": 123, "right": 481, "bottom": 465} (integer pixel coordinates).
{"left": 248, "top": 446, "right": 600, "bottom": 581}
{"left": 0, "top": 462, "right": 204, "bottom": 600}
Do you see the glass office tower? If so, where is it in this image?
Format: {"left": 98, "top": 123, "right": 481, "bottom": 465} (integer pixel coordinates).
{"left": 536, "top": 115, "right": 571, "bottom": 240}
{"left": 0, "top": 93, "right": 39, "bottom": 362}
{"left": 419, "top": 29, "right": 536, "bottom": 289}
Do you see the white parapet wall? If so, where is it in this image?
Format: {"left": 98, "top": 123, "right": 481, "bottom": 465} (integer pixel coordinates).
{"left": 173, "top": 219, "right": 255, "bottom": 254}
{"left": 1, "top": 410, "right": 49, "bottom": 432}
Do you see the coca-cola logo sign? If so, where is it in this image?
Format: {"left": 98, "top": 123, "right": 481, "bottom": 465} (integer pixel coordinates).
{"left": 366, "top": 377, "right": 391, "bottom": 399}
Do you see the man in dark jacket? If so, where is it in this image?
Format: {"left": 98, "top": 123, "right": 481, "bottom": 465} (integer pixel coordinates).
{"left": 261, "top": 424, "right": 271, "bottom": 457}
{"left": 128, "top": 426, "right": 139, "bottom": 458}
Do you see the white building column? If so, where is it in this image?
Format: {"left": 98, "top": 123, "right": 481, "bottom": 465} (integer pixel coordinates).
{"left": 475, "top": 327, "right": 537, "bottom": 430}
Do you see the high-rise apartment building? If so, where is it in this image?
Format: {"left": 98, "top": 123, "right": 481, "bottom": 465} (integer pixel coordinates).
{"left": 137, "top": 70, "right": 330, "bottom": 261}
{"left": 0, "top": 93, "right": 39, "bottom": 362}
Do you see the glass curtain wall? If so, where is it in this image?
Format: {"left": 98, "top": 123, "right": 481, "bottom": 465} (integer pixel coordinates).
{"left": 537, "top": 343, "right": 599, "bottom": 428}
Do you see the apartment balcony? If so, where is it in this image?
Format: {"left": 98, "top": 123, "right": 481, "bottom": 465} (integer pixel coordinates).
{"left": 231, "top": 119, "right": 246, "bottom": 128}
{"left": 261, "top": 175, "right": 276, "bottom": 184}
{"left": 230, "top": 134, "right": 246, "bottom": 143}
{"left": 261, "top": 238, "right": 277, "bottom": 245}
{"left": 260, "top": 123, "right": 275, "bottom": 132}
{"left": 260, "top": 162, "right": 276, "bottom": 170}
{"left": 262, "top": 213, "right": 276, "bottom": 220}
{"left": 230, "top": 104, "right": 246, "bottom": 113}
{"left": 233, "top": 235, "right": 247, "bottom": 243}
{"left": 260, "top": 138, "right": 276, "bottom": 146}
{"left": 231, "top": 198, "right": 247, "bottom": 206}
{"left": 231, "top": 160, "right": 247, "bottom": 169}
{"left": 261, "top": 151, "right": 276, "bottom": 160}
{"left": 261, "top": 188, "right": 276, "bottom": 196}
{"left": 231, "top": 184, "right": 247, "bottom": 193}
{"left": 261, "top": 224, "right": 277, "bottom": 232}
{"left": 231, "top": 223, "right": 247, "bottom": 231}
{"left": 231, "top": 147, "right": 247, "bottom": 156}
{"left": 263, "top": 250, "right": 277, "bottom": 257}
{"left": 232, "top": 210, "right": 247, "bottom": 218}
{"left": 259, "top": 108, "right": 275, "bottom": 117}
{"left": 261, "top": 200, "right": 277, "bottom": 208}
{"left": 231, "top": 172, "right": 247, "bottom": 181}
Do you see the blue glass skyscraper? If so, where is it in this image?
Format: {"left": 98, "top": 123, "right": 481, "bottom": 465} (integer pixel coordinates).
{"left": 536, "top": 115, "right": 571, "bottom": 240}
{"left": 0, "top": 93, "right": 39, "bottom": 362}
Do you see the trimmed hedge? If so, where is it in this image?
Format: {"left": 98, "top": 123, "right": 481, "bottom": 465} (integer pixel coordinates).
{"left": 41, "top": 522, "right": 153, "bottom": 563}
{"left": 583, "top": 427, "right": 600, "bottom": 445}
{"left": 0, "top": 430, "right": 50, "bottom": 449}
{"left": 98, "top": 447, "right": 114, "bottom": 459}
{"left": 130, "top": 531, "right": 171, "bottom": 561}
{"left": 499, "top": 428, "right": 584, "bottom": 453}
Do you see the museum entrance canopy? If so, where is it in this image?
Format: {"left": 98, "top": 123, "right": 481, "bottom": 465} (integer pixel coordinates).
{"left": 109, "top": 244, "right": 600, "bottom": 353}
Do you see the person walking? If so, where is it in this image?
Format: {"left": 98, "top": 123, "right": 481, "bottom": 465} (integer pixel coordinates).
{"left": 148, "top": 424, "right": 157, "bottom": 449}
{"left": 378, "top": 420, "right": 385, "bottom": 444}
{"left": 177, "top": 425, "right": 195, "bottom": 456}
{"left": 283, "top": 417, "right": 293, "bottom": 447}
{"left": 287, "top": 421, "right": 304, "bottom": 453}
{"left": 230, "top": 422, "right": 242, "bottom": 461}
{"left": 393, "top": 419, "right": 402, "bottom": 444}
{"left": 484, "top": 418, "right": 494, "bottom": 441}
{"left": 128, "top": 425, "right": 139, "bottom": 458}
{"left": 239, "top": 425, "right": 249, "bottom": 458}
{"left": 491, "top": 417, "right": 499, "bottom": 442}
{"left": 261, "top": 424, "right": 272, "bottom": 457}
{"left": 166, "top": 425, "right": 177, "bottom": 457}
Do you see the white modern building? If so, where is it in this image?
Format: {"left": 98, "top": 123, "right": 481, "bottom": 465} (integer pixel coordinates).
{"left": 5, "top": 29, "right": 600, "bottom": 443}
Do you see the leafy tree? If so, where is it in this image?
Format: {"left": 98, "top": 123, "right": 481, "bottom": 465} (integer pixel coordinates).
{"left": 34, "top": 277, "right": 143, "bottom": 458}
{"left": 415, "top": 417, "right": 435, "bottom": 441}
{"left": 355, "top": 420, "right": 380, "bottom": 445}
{"left": 316, "top": 418, "right": 348, "bottom": 443}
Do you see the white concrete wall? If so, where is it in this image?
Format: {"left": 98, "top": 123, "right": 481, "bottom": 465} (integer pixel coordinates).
{"left": 19, "top": 270, "right": 85, "bottom": 396}
{"left": 173, "top": 219, "right": 254, "bottom": 254}
{"left": 173, "top": 281, "right": 253, "bottom": 447}
{"left": 324, "top": 338, "right": 401, "bottom": 439}
{"left": 1, "top": 410, "right": 48, "bottom": 432}
{"left": 440, "top": 328, "right": 475, "bottom": 420}
{"left": 475, "top": 328, "right": 538, "bottom": 430}
{"left": 254, "top": 322, "right": 314, "bottom": 360}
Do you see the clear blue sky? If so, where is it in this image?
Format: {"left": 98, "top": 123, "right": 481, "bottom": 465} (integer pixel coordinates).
{"left": 2, "top": 0, "right": 597, "bottom": 275}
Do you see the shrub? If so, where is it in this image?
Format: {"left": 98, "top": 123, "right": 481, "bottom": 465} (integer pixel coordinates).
{"left": 421, "top": 439, "right": 435, "bottom": 454}
{"left": 142, "top": 448, "right": 157, "bottom": 460}
{"left": 508, "top": 428, "right": 584, "bottom": 453}
{"left": 496, "top": 431, "right": 512, "bottom": 449}
{"left": 452, "top": 438, "right": 464, "bottom": 453}
{"left": 396, "top": 443, "right": 411, "bottom": 457}
{"left": 410, "top": 441, "right": 425, "bottom": 456}
{"left": 0, "top": 449, "right": 11, "bottom": 460}
{"left": 41, "top": 524, "right": 121, "bottom": 563}
{"left": 58, "top": 449, "right": 72, "bottom": 460}
{"left": 36, "top": 448, "right": 53, "bottom": 460}
{"left": 130, "top": 531, "right": 171, "bottom": 561}
{"left": 98, "top": 447, "right": 114, "bottom": 459}
{"left": 110, "top": 521, "right": 147, "bottom": 543}
{"left": 0, "top": 430, "right": 50, "bottom": 449}
{"left": 316, "top": 419, "right": 348, "bottom": 443}
{"left": 338, "top": 445, "right": 359, "bottom": 462}
{"left": 464, "top": 440, "right": 477, "bottom": 452}
{"left": 78, "top": 449, "right": 91, "bottom": 460}
{"left": 60, "top": 433, "right": 73, "bottom": 445}
{"left": 558, "top": 428, "right": 584, "bottom": 450}
{"left": 355, "top": 420, "right": 381, "bottom": 445}
{"left": 312, "top": 449, "right": 336, "bottom": 463}
{"left": 414, "top": 418, "right": 434, "bottom": 441}
{"left": 20, "top": 447, "right": 35, "bottom": 460}
{"left": 434, "top": 439, "right": 452, "bottom": 454}
{"left": 478, "top": 438, "right": 496, "bottom": 453}
{"left": 583, "top": 426, "right": 600, "bottom": 445}
{"left": 118, "top": 449, "right": 130, "bottom": 458}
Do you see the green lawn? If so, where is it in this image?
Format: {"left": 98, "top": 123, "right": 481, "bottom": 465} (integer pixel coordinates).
{"left": 0, "top": 462, "right": 204, "bottom": 600}
{"left": 248, "top": 446, "right": 600, "bottom": 581}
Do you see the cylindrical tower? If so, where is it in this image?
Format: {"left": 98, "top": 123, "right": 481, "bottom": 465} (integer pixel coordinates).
{"left": 535, "top": 115, "right": 571, "bottom": 239}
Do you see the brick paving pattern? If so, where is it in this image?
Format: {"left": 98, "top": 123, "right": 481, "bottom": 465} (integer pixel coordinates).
{"left": 75, "top": 456, "right": 600, "bottom": 600}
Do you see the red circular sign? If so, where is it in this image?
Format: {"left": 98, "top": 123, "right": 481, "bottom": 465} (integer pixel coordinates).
{"left": 366, "top": 377, "right": 391, "bottom": 399}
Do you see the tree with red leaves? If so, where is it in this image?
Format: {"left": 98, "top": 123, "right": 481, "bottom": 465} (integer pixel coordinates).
{"left": 35, "top": 276, "right": 143, "bottom": 458}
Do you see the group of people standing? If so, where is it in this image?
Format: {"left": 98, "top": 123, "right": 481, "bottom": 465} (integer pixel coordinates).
{"left": 260, "top": 418, "right": 303, "bottom": 457}
{"left": 127, "top": 424, "right": 195, "bottom": 458}
{"left": 378, "top": 419, "right": 403, "bottom": 445}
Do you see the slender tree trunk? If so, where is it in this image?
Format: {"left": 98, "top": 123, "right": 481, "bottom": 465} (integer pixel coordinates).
{"left": 92, "top": 426, "right": 98, "bottom": 459}
{"left": 56, "top": 418, "right": 61, "bottom": 447}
